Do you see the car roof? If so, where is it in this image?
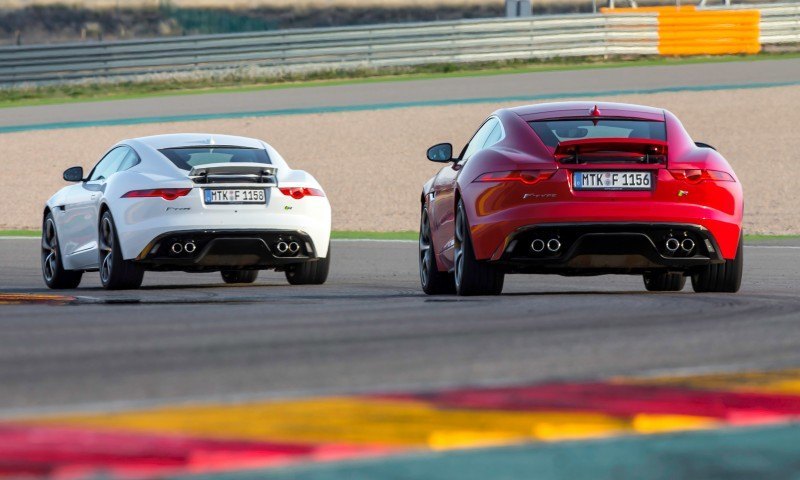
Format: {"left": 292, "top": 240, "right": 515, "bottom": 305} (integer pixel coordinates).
{"left": 508, "top": 101, "right": 665, "bottom": 122}
{"left": 128, "top": 133, "right": 267, "bottom": 150}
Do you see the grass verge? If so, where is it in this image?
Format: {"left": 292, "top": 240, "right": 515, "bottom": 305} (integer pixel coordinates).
{"left": 331, "top": 231, "right": 417, "bottom": 241}
{"left": 3, "top": 52, "right": 799, "bottom": 109}
{"left": 0, "top": 230, "right": 40, "bottom": 237}
{"left": 2, "top": 230, "right": 797, "bottom": 242}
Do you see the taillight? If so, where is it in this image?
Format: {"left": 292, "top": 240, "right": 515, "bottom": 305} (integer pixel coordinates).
{"left": 474, "top": 170, "right": 556, "bottom": 185}
{"left": 122, "top": 188, "right": 192, "bottom": 200}
{"left": 669, "top": 169, "right": 734, "bottom": 184}
{"left": 279, "top": 187, "right": 325, "bottom": 199}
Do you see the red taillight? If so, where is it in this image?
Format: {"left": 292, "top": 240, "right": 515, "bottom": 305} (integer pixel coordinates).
{"left": 122, "top": 188, "right": 192, "bottom": 200}
{"left": 279, "top": 187, "right": 326, "bottom": 199}
{"left": 669, "top": 169, "right": 734, "bottom": 184}
{"left": 474, "top": 170, "right": 556, "bottom": 185}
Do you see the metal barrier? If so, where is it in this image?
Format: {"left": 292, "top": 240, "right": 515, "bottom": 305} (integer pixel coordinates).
{"left": 0, "top": 4, "right": 795, "bottom": 87}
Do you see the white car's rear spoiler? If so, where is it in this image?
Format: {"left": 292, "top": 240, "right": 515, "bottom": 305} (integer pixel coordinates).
{"left": 189, "top": 163, "right": 278, "bottom": 186}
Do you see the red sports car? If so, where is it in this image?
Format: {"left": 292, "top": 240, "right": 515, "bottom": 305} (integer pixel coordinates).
{"left": 419, "top": 101, "right": 743, "bottom": 296}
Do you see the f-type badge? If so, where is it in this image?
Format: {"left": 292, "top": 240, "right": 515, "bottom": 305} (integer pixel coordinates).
{"left": 523, "top": 193, "right": 557, "bottom": 199}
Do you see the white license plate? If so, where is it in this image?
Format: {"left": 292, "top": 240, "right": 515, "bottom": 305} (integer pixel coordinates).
{"left": 204, "top": 189, "right": 266, "bottom": 204}
{"left": 573, "top": 171, "right": 652, "bottom": 190}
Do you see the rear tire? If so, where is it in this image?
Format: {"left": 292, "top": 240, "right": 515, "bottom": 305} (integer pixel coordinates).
{"left": 99, "top": 211, "right": 145, "bottom": 290}
{"left": 691, "top": 234, "right": 743, "bottom": 293}
{"left": 454, "top": 200, "right": 504, "bottom": 296}
{"left": 643, "top": 272, "right": 686, "bottom": 292}
{"left": 285, "top": 243, "right": 330, "bottom": 285}
{"left": 221, "top": 270, "right": 259, "bottom": 284}
{"left": 41, "top": 213, "right": 83, "bottom": 289}
{"left": 419, "top": 207, "right": 455, "bottom": 295}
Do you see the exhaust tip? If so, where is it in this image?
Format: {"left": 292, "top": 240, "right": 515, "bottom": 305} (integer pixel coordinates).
{"left": 665, "top": 238, "right": 680, "bottom": 254}
{"left": 170, "top": 242, "right": 183, "bottom": 254}
{"left": 276, "top": 242, "right": 289, "bottom": 254}
{"left": 547, "top": 238, "right": 561, "bottom": 253}
{"left": 531, "top": 239, "right": 545, "bottom": 253}
{"left": 184, "top": 242, "right": 196, "bottom": 254}
{"left": 288, "top": 242, "right": 300, "bottom": 254}
{"left": 681, "top": 238, "right": 695, "bottom": 253}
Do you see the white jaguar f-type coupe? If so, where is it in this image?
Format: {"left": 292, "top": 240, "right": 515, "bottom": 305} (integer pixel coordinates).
{"left": 41, "top": 133, "right": 331, "bottom": 290}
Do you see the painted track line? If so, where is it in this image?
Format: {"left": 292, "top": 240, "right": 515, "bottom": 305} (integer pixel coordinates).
{"left": 2, "top": 80, "right": 799, "bottom": 134}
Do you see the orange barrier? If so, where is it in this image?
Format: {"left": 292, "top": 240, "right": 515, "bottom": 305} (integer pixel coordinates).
{"left": 603, "top": 7, "right": 761, "bottom": 56}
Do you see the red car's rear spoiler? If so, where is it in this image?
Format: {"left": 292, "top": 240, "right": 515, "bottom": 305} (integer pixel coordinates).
{"left": 554, "top": 138, "right": 668, "bottom": 163}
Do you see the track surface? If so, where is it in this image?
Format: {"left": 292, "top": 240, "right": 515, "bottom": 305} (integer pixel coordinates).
{"left": 4, "top": 58, "right": 799, "bottom": 130}
{"left": 1, "top": 238, "right": 799, "bottom": 415}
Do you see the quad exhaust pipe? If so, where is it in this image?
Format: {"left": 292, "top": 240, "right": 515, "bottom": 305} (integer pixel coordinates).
{"left": 531, "top": 238, "right": 561, "bottom": 254}
{"left": 170, "top": 241, "right": 197, "bottom": 255}
{"left": 681, "top": 238, "right": 695, "bottom": 254}
{"left": 665, "top": 237, "right": 696, "bottom": 256}
{"left": 276, "top": 241, "right": 301, "bottom": 255}
{"left": 665, "top": 237, "right": 680, "bottom": 254}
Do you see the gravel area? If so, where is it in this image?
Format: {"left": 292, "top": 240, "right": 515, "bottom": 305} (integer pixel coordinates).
{"left": 1, "top": 85, "right": 797, "bottom": 234}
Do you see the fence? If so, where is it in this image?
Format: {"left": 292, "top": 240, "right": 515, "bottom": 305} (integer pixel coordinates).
{"left": 0, "top": 3, "right": 796, "bottom": 86}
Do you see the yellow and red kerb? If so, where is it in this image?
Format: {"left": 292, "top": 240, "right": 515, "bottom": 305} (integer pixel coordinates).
{"left": 5, "top": 369, "right": 800, "bottom": 478}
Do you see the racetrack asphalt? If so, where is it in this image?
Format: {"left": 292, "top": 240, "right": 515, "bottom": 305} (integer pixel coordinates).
{"left": 1, "top": 237, "right": 799, "bottom": 415}
{"left": 3, "top": 58, "right": 799, "bottom": 131}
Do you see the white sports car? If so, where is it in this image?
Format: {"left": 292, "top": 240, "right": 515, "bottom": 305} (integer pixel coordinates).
{"left": 41, "top": 133, "right": 332, "bottom": 290}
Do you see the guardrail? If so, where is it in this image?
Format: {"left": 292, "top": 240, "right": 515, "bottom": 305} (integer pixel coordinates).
{"left": 0, "top": 4, "right": 796, "bottom": 87}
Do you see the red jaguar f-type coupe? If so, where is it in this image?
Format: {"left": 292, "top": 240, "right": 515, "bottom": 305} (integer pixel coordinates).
{"left": 420, "top": 101, "right": 743, "bottom": 296}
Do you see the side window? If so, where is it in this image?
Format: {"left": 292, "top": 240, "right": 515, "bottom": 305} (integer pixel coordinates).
{"left": 116, "top": 148, "right": 140, "bottom": 173}
{"left": 484, "top": 122, "right": 504, "bottom": 148}
{"left": 88, "top": 147, "right": 127, "bottom": 181}
{"left": 460, "top": 118, "right": 500, "bottom": 163}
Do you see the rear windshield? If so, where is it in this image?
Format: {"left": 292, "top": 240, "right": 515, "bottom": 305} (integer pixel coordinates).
{"left": 159, "top": 147, "right": 271, "bottom": 170}
{"left": 529, "top": 119, "right": 666, "bottom": 148}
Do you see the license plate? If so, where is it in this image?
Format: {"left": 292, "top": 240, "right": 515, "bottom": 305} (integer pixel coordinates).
{"left": 573, "top": 171, "right": 652, "bottom": 190}
{"left": 204, "top": 189, "right": 266, "bottom": 204}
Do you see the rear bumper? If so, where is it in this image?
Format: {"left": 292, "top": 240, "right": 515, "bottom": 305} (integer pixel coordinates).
{"left": 493, "top": 223, "right": 725, "bottom": 275}
{"left": 469, "top": 200, "right": 741, "bottom": 262}
{"left": 135, "top": 229, "right": 319, "bottom": 272}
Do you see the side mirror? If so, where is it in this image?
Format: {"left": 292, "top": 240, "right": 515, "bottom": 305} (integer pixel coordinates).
{"left": 63, "top": 166, "right": 84, "bottom": 182}
{"left": 695, "top": 142, "right": 716, "bottom": 151}
{"left": 427, "top": 143, "right": 454, "bottom": 163}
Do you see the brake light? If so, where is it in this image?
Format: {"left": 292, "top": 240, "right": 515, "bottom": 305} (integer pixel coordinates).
{"left": 279, "top": 187, "right": 326, "bottom": 199}
{"left": 669, "top": 170, "right": 734, "bottom": 184}
{"left": 474, "top": 170, "right": 556, "bottom": 185}
{"left": 122, "top": 188, "right": 192, "bottom": 200}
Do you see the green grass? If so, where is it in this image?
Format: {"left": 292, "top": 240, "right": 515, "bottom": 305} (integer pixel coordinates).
{"left": 331, "top": 231, "right": 417, "bottom": 241}
{"left": 2, "top": 230, "right": 797, "bottom": 242}
{"left": 0, "top": 230, "right": 40, "bottom": 237}
{"left": 743, "top": 234, "right": 800, "bottom": 241}
{"left": 3, "top": 52, "right": 799, "bottom": 109}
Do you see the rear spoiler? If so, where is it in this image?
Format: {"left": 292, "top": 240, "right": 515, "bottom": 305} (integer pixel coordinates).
{"left": 554, "top": 138, "right": 668, "bottom": 164}
{"left": 189, "top": 162, "right": 278, "bottom": 185}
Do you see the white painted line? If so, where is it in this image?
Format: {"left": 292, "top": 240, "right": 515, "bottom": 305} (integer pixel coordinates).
{"left": 0, "top": 236, "right": 39, "bottom": 240}
{"left": 744, "top": 245, "right": 800, "bottom": 249}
